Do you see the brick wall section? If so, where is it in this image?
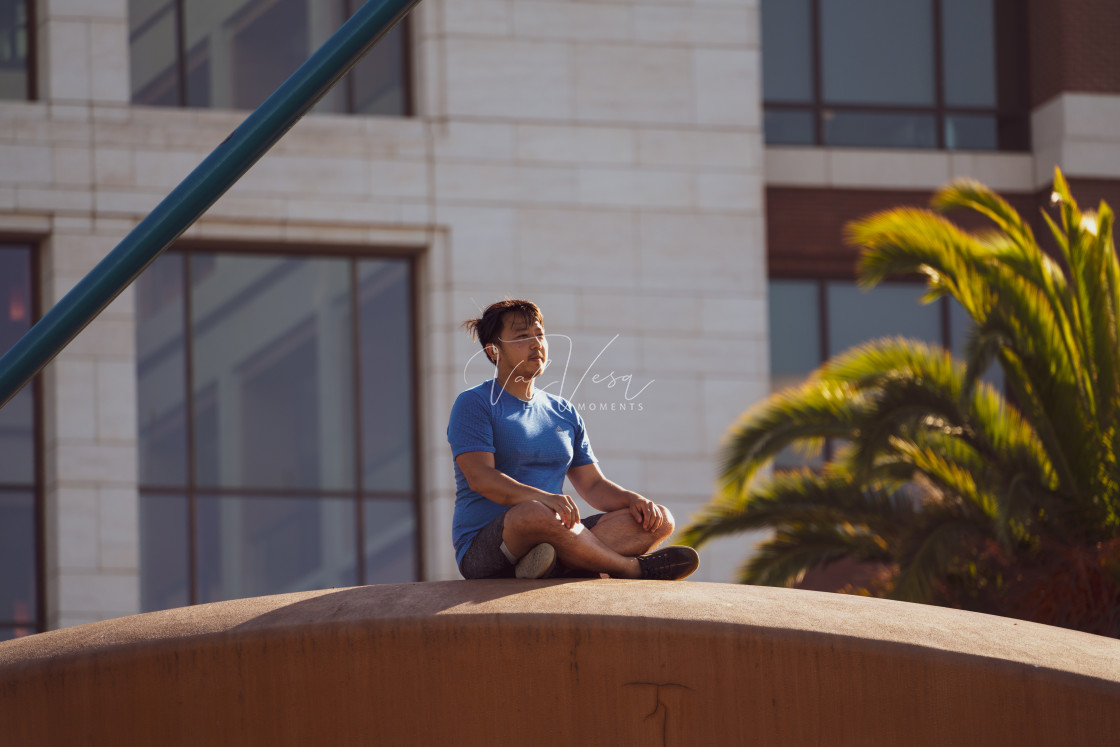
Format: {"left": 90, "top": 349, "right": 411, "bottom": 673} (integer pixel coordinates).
{"left": 1028, "top": 0, "right": 1120, "bottom": 107}
{"left": 766, "top": 187, "right": 1040, "bottom": 278}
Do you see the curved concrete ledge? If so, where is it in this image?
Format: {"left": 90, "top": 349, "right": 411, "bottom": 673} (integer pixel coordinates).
{"left": 1, "top": 580, "right": 1118, "bottom": 746}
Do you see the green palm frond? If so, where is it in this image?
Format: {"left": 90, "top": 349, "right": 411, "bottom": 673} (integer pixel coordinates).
{"left": 717, "top": 379, "right": 864, "bottom": 495}
{"left": 738, "top": 523, "right": 892, "bottom": 587}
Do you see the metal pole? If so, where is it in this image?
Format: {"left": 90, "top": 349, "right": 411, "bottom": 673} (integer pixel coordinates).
{"left": 0, "top": 0, "right": 422, "bottom": 410}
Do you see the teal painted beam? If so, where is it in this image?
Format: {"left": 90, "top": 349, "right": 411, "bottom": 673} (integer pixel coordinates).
{"left": 0, "top": 0, "right": 422, "bottom": 410}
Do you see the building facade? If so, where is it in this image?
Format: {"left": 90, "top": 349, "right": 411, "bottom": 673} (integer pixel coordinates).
{"left": 1, "top": 0, "right": 1118, "bottom": 636}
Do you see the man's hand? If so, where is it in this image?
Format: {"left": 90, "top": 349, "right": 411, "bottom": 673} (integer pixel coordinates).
{"left": 629, "top": 494, "right": 665, "bottom": 533}
{"left": 540, "top": 492, "right": 580, "bottom": 529}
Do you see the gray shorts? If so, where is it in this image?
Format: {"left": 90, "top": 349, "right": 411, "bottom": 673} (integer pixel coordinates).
{"left": 458, "top": 511, "right": 604, "bottom": 579}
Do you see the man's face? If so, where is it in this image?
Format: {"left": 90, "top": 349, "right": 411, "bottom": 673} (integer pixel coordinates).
{"left": 494, "top": 313, "right": 547, "bottom": 379}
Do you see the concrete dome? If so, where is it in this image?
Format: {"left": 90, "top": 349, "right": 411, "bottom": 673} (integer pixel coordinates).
{"left": 1, "top": 579, "right": 1118, "bottom": 745}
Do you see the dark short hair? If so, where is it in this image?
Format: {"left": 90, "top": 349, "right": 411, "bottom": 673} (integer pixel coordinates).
{"left": 462, "top": 299, "right": 543, "bottom": 364}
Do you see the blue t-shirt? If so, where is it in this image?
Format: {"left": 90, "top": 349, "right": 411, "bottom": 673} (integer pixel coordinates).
{"left": 447, "top": 380, "right": 597, "bottom": 565}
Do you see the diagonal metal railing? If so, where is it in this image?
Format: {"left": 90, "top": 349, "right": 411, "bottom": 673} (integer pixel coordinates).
{"left": 0, "top": 0, "right": 422, "bottom": 410}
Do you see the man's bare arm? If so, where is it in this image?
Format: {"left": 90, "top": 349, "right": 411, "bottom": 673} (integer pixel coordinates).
{"left": 567, "top": 463, "right": 665, "bottom": 533}
{"left": 455, "top": 451, "right": 579, "bottom": 528}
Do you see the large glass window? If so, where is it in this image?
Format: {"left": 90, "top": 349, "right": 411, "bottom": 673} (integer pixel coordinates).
{"left": 0, "top": 243, "right": 42, "bottom": 640}
{"left": 129, "top": 0, "right": 410, "bottom": 115}
{"left": 136, "top": 249, "right": 419, "bottom": 612}
{"left": 769, "top": 279, "right": 1001, "bottom": 468}
{"left": 0, "top": 0, "right": 33, "bottom": 100}
{"left": 761, "top": 0, "right": 1028, "bottom": 150}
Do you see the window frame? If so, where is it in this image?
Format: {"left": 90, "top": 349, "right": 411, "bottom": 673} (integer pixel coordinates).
{"left": 137, "top": 242, "right": 424, "bottom": 609}
{"left": 0, "top": 238, "right": 46, "bottom": 638}
{"left": 128, "top": 0, "right": 413, "bottom": 116}
{"left": 0, "top": 0, "right": 37, "bottom": 101}
{"left": 761, "top": 0, "right": 1029, "bottom": 151}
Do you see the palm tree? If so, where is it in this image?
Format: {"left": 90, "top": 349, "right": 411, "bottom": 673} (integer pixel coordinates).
{"left": 682, "top": 169, "right": 1120, "bottom": 637}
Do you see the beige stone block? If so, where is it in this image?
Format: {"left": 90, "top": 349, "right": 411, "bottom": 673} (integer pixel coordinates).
{"left": 516, "top": 123, "right": 635, "bottom": 166}
{"left": 829, "top": 149, "right": 952, "bottom": 189}
{"left": 582, "top": 374, "right": 701, "bottom": 458}
{"left": 644, "top": 455, "right": 720, "bottom": 495}
{"left": 55, "top": 315, "right": 135, "bottom": 358}
{"left": 577, "top": 166, "right": 693, "bottom": 209}
{"left": 701, "top": 294, "right": 767, "bottom": 338}
{"left": 701, "top": 375, "right": 769, "bottom": 453}
{"left": 0, "top": 186, "right": 17, "bottom": 209}
{"left": 948, "top": 153, "right": 1034, "bottom": 192}
{"left": 286, "top": 197, "right": 402, "bottom": 225}
{"left": 643, "top": 333, "right": 765, "bottom": 379}
{"left": 639, "top": 128, "right": 758, "bottom": 170}
{"left": 54, "top": 359, "right": 97, "bottom": 440}
{"left": 696, "top": 172, "right": 761, "bottom": 212}
{"left": 764, "top": 146, "right": 829, "bottom": 185}
{"left": 42, "top": 20, "right": 91, "bottom": 101}
{"left": 633, "top": 5, "right": 751, "bottom": 46}
{"left": 247, "top": 153, "right": 371, "bottom": 197}
{"left": 206, "top": 191, "right": 289, "bottom": 222}
{"left": 369, "top": 159, "right": 430, "bottom": 199}
{"left": 0, "top": 211, "right": 48, "bottom": 232}
{"left": 444, "top": 0, "right": 512, "bottom": 36}
{"left": 512, "top": 1, "right": 632, "bottom": 42}
{"left": 399, "top": 201, "right": 434, "bottom": 225}
{"left": 693, "top": 48, "right": 759, "bottom": 127}
{"left": 55, "top": 441, "right": 138, "bottom": 484}
{"left": 432, "top": 121, "right": 516, "bottom": 161}
{"left": 579, "top": 291, "right": 701, "bottom": 334}
{"left": 49, "top": 232, "right": 114, "bottom": 274}
{"left": 441, "top": 205, "right": 519, "bottom": 285}
{"left": 54, "top": 487, "right": 99, "bottom": 571}
{"left": 638, "top": 212, "right": 765, "bottom": 293}
{"left": 435, "top": 161, "right": 576, "bottom": 204}
{"left": 42, "top": 0, "right": 127, "bottom": 19}
{"left": 130, "top": 150, "right": 200, "bottom": 190}
{"left": 56, "top": 572, "right": 138, "bottom": 616}
{"left": 0, "top": 143, "right": 52, "bottom": 183}
{"left": 47, "top": 102, "right": 91, "bottom": 123}
{"left": 89, "top": 20, "right": 129, "bottom": 103}
{"left": 543, "top": 330, "right": 643, "bottom": 404}
{"left": 52, "top": 146, "right": 93, "bottom": 185}
{"left": 16, "top": 186, "right": 93, "bottom": 212}
{"left": 92, "top": 188, "right": 162, "bottom": 216}
{"left": 575, "top": 44, "right": 692, "bottom": 125}
{"left": 515, "top": 207, "right": 637, "bottom": 288}
{"left": 1060, "top": 93, "right": 1120, "bottom": 141}
{"left": 445, "top": 39, "right": 573, "bottom": 119}
{"left": 95, "top": 359, "right": 137, "bottom": 442}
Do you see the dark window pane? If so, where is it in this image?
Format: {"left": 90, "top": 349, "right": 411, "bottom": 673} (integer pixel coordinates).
{"left": 769, "top": 281, "right": 823, "bottom": 470}
{"left": 182, "top": 0, "right": 312, "bottom": 110}
{"left": 190, "top": 255, "right": 355, "bottom": 491}
{"left": 764, "top": 109, "right": 815, "bottom": 146}
{"left": 945, "top": 114, "right": 998, "bottom": 151}
{"left": 0, "top": 246, "right": 33, "bottom": 484}
{"left": 129, "top": 0, "right": 180, "bottom": 106}
{"left": 140, "top": 492, "right": 189, "bottom": 612}
{"left": 0, "top": 0, "right": 30, "bottom": 100}
{"left": 827, "top": 282, "right": 941, "bottom": 357}
{"left": 761, "top": 0, "right": 813, "bottom": 104}
{"left": 136, "top": 252, "right": 189, "bottom": 487}
{"left": 359, "top": 260, "right": 413, "bottom": 493}
{"left": 197, "top": 495, "right": 358, "bottom": 602}
{"left": 350, "top": 19, "right": 408, "bottom": 116}
{"left": 364, "top": 498, "right": 416, "bottom": 583}
{"left": 0, "top": 491, "right": 36, "bottom": 628}
{"left": 941, "top": 0, "right": 996, "bottom": 108}
{"left": 823, "top": 111, "right": 938, "bottom": 149}
{"left": 820, "top": 0, "right": 934, "bottom": 106}
{"left": 769, "top": 280, "right": 820, "bottom": 387}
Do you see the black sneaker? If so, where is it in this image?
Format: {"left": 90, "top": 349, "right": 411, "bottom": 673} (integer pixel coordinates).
{"left": 636, "top": 546, "right": 700, "bottom": 580}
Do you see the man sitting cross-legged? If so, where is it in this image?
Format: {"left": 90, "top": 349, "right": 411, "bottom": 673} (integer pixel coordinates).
{"left": 448, "top": 299, "right": 700, "bottom": 581}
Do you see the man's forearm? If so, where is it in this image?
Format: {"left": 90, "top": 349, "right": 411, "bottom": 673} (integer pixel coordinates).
{"left": 584, "top": 478, "right": 641, "bottom": 512}
{"left": 468, "top": 466, "right": 556, "bottom": 507}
